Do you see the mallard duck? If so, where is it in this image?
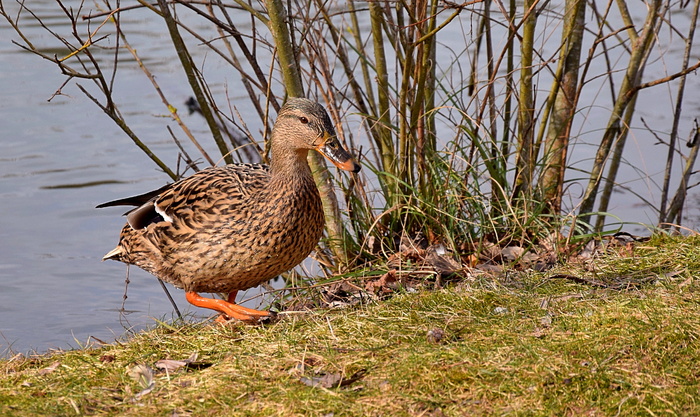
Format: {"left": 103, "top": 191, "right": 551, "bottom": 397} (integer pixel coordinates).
{"left": 98, "top": 98, "right": 360, "bottom": 322}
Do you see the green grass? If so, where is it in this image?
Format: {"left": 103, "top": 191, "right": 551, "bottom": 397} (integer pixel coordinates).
{"left": 2, "top": 234, "right": 700, "bottom": 416}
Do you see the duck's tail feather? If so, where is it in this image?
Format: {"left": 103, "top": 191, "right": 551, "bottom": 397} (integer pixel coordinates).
{"left": 96, "top": 184, "right": 171, "bottom": 209}
{"left": 102, "top": 246, "right": 125, "bottom": 261}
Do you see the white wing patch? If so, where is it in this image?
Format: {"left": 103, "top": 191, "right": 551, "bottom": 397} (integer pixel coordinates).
{"left": 155, "top": 203, "right": 174, "bottom": 223}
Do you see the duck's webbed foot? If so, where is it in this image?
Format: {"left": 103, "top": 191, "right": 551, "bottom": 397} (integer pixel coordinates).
{"left": 185, "top": 291, "right": 272, "bottom": 323}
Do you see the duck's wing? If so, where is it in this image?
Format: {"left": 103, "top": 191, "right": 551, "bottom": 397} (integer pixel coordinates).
{"left": 155, "top": 164, "right": 270, "bottom": 225}
{"left": 99, "top": 164, "right": 270, "bottom": 231}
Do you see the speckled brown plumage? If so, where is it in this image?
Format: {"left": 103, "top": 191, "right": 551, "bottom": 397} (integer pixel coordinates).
{"left": 98, "top": 98, "right": 360, "bottom": 321}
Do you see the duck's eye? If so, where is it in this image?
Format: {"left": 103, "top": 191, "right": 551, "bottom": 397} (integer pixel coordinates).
{"left": 299, "top": 116, "right": 309, "bottom": 124}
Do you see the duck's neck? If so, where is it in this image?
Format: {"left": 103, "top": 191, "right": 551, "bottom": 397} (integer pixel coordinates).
{"left": 265, "top": 147, "right": 322, "bottom": 217}
{"left": 269, "top": 146, "right": 314, "bottom": 184}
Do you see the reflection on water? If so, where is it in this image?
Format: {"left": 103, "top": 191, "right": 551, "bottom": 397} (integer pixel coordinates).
{"left": 1, "top": 1, "right": 699, "bottom": 355}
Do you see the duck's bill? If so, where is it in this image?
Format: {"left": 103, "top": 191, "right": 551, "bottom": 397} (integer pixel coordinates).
{"left": 316, "top": 133, "right": 361, "bottom": 173}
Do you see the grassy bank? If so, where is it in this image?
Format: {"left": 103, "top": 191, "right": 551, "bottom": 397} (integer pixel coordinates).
{"left": 2, "top": 234, "right": 700, "bottom": 416}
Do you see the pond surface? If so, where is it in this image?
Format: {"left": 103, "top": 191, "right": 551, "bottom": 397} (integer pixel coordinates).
{"left": 1, "top": 0, "right": 698, "bottom": 355}
{"left": 0, "top": 1, "right": 270, "bottom": 355}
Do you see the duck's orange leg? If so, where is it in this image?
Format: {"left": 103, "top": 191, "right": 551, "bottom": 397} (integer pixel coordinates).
{"left": 185, "top": 291, "right": 270, "bottom": 323}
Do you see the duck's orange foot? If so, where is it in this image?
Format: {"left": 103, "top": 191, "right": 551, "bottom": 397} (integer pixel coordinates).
{"left": 214, "top": 309, "right": 276, "bottom": 325}
{"left": 185, "top": 291, "right": 274, "bottom": 324}
{"left": 214, "top": 312, "right": 276, "bottom": 325}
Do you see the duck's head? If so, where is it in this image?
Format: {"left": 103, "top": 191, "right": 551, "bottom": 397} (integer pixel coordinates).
{"left": 273, "top": 98, "right": 361, "bottom": 173}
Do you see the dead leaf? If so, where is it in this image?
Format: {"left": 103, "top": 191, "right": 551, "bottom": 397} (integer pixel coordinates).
{"left": 679, "top": 275, "right": 693, "bottom": 288}
{"left": 300, "top": 373, "right": 342, "bottom": 388}
{"left": 386, "top": 250, "right": 424, "bottom": 269}
{"left": 38, "top": 361, "right": 60, "bottom": 376}
{"left": 365, "top": 270, "right": 399, "bottom": 294}
{"left": 539, "top": 231, "right": 562, "bottom": 253}
{"left": 480, "top": 241, "right": 502, "bottom": 262}
{"left": 424, "top": 245, "right": 462, "bottom": 276}
{"left": 493, "top": 306, "right": 508, "bottom": 315}
{"left": 299, "top": 369, "right": 367, "bottom": 389}
{"left": 128, "top": 364, "right": 155, "bottom": 400}
{"left": 426, "top": 328, "right": 445, "bottom": 344}
{"left": 501, "top": 246, "right": 539, "bottom": 264}
{"left": 501, "top": 246, "right": 524, "bottom": 262}
{"left": 462, "top": 253, "right": 479, "bottom": 268}
{"left": 128, "top": 364, "right": 154, "bottom": 386}
{"left": 99, "top": 354, "right": 115, "bottom": 363}
{"left": 155, "top": 359, "right": 189, "bottom": 373}
{"left": 155, "top": 352, "right": 207, "bottom": 373}
{"left": 531, "top": 327, "right": 549, "bottom": 338}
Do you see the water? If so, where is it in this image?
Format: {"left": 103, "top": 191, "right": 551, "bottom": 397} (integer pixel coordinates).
{"left": 1, "top": 0, "right": 699, "bottom": 355}
{"left": 0, "top": 1, "right": 267, "bottom": 355}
